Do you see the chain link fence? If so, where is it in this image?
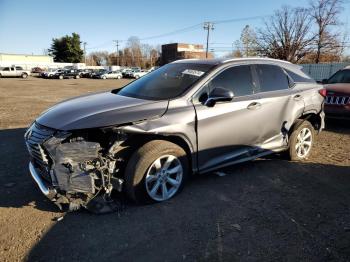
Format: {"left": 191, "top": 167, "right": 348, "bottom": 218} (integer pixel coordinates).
{"left": 300, "top": 62, "right": 350, "bottom": 82}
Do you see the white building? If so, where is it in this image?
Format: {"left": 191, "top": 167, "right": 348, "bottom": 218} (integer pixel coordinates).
{"left": 0, "top": 53, "right": 87, "bottom": 70}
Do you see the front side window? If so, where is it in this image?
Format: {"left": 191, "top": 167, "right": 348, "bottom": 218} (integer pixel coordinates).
{"left": 207, "top": 65, "right": 255, "bottom": 97}
{"left": 256, "top": 65, "right": 290, "bottom": 92}
{"left": 328, "top": 69, "right": 350, "bottom": 84}
{"left": 116, "top": 63, "right": 214, "bottom": 100}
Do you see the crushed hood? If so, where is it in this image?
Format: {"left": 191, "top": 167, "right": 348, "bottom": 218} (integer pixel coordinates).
{"left": 36, "top": 91, "right": 169, "bottom": 130}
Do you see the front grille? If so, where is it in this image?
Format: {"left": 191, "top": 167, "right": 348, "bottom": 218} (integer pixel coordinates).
{"left": 25, "top": 123, "right": 55, "bottom": 181}
{"left": 325, "top": 96, "right": 350, "bottom": 105}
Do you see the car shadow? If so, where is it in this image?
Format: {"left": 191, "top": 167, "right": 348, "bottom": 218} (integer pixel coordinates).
{"left": 325, "top": 118, "right": 350, "bottom": 134}
{"left": 1, "top": 127, "right": 350, "bottom": 261}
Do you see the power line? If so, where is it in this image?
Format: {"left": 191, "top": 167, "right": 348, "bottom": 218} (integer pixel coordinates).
{"left": 85, "top": 15, "right": 268, "bottom": 51}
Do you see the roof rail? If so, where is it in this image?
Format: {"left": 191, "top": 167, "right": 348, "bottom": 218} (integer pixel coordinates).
{"left": 222, "top": 57, "right": 293, "bottom": 65}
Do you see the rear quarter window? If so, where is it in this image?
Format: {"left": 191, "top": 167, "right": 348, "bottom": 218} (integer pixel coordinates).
{"left": 285, "top": 69, "right": 315, "bottom": 83}
{"left": 255, "top": 64, "right": 290, "bottom": 92}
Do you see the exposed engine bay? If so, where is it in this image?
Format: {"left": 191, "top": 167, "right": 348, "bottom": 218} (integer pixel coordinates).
{"left": 26, "top": 124, "right": 130, "bottom": 214}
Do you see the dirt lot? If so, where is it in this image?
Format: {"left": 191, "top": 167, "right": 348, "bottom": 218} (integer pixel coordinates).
{"left": 0, "top": 77, "right": 349, "bottom": 262}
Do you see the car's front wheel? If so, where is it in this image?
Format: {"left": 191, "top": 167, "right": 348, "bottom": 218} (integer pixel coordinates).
{"left": 125, "top": 140, "right": 189, "bottom": 203}
{"left": 288, "top": 120, "right": 315, "bottom": 161}
{"left": 22, "top": 73, "right": 28, "bottom": 79}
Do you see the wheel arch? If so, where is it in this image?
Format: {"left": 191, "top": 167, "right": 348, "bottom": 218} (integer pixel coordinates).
{"left": 299, "top": 112, "right": 323, "bottom": 132}
{"left": 123, "top": 133, "right": 195, "bottom": 173}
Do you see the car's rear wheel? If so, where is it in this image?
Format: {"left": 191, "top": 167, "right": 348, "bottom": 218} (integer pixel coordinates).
{"left": 59, "top": 75, "right": 63, "bottom": 80}
{"left": 288, "top": 120, "right": 314, "bottom": 161}
{"left": 125, "top": 140, "right": 189, "bottom": 204}
{"left": 75, "top": 75, "right": 80, "bottom": 79}
{"left": 22, "top": 73, "right": 28, "bottom": 79}
{"left": 102, "top": 76, "right": 106, "bottom": 80}
{"left": 117, "top": 75, "right": 121, "bottom": 79}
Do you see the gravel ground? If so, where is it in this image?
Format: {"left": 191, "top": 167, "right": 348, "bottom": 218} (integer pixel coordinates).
{"left": 0, "top": 77, "right": 349, "bottom": 262}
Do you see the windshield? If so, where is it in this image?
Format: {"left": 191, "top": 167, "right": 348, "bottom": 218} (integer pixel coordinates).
{"left": 115, "top": 63, "right": 214, "bottom": 100}
{"left": 328, "top": 69, "right": 350, "bottom": 84}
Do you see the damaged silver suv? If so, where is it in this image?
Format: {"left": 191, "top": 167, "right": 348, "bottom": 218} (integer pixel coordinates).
{"left": 25, "top": 58, "right": 325, "bottom": 213}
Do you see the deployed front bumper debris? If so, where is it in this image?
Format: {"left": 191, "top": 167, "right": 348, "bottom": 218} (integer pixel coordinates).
{"left": 26, "top": 124, "right": 124, "bottom": 213}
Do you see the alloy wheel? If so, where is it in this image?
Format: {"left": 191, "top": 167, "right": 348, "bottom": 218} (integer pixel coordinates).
{"left": 295, "top": 127, "right": 312, "bottom": 158}
{"left": 145, "top": 155, "right": 183, "bottom": 201}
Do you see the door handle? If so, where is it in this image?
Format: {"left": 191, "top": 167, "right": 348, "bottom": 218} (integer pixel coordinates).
{"left": 293, "top": 94, "right": 303, "bottom": 101}
{"left": 247, "top": 102, "right": 261, "bottom": 110}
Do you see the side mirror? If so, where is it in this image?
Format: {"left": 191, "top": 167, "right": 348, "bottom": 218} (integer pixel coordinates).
{"left": 321, "top": 79, "right": 328, "bottom": 84}
{"left": 204, "top": 87, "right": 234, "bottom": 107}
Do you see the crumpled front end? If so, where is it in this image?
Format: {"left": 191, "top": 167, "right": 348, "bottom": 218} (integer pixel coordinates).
{"left": 24, "top": 122, "right": 125, "bottom": 213}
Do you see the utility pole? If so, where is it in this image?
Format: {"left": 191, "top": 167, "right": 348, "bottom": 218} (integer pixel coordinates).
{"left": 83, "top": 42, "right": 87, "bottom": 65}
{"left": 113, "top": 40, "right": 120, "bottom": 66}
{"left": 203, "top": 22, "right": 214, "bottom": 58}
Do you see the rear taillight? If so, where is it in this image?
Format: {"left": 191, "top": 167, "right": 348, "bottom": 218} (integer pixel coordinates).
{"left": 318, "top": 89, "right": 327, "bottom": 97}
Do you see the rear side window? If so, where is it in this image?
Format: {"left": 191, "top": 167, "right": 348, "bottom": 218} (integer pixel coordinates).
{"left": 15, "top": 66, "right": 23, "bottom": 70}
{"left": 3, "top": 67, "right": 9, "bottom": 71}
{"left": 256, "top": 65, "right": 289, "bottom": 92}
{"left": 328, "top": 69, "right": 350, "bottom": 84}
{"left": 209, "top": 65, "right": 255, "bottom": 97}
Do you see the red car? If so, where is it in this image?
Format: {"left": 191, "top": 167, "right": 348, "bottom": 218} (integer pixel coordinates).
{"left": 323, "top": 67, "right": 350, "bottom": 119}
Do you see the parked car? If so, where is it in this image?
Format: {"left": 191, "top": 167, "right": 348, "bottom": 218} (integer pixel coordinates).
{"left": 42, "top": 69, "right": 64, "bottom": 78}
{"left": 52, "top": 69, "right": 81, "bottom": 79}
{"left": 0, "top": 66, "right": 31, "bottom": 78}
{"left": 322, "top": 67, "right": 350, "bottom": 119}
{"left": 131, "top": 70, "right": 149, "bottom": 79}
{"left": 122, "top": 69, "right": 132, "bottom": 77}
{"left": 91, "top": 69, "right": 108, "bottom": 78}
{"left": 24, "top": 58, "right": 325, "bottom": 213}
{"left": 79, "top": 69, "right": 93, "bottom": 78}
{"left": 124, "top": 69, "right": 141, "bottom": 78}
{"left": 31, "top": 67, "right": 44, "bottom": 74}
{"left": 100, "top": 71, "right": 123, "bottom": 79}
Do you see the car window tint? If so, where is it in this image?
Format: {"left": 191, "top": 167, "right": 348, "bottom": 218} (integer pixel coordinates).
{"left": 16, "top": 66, "right": 23, "bottom": 70}
{"left": 285, "top": 69, "right": 314, "bottom": 83}
{"left": 328, "top": 69, "right": 350, "bottom": 84}
{"left": 208, "top": 65, "right": 255, "bottom": 97}
{"left": 256, "top": 65, "right": 289, "bottom": 92}
{"left": 3, "top": 67, "right": 9, "bottom": 71}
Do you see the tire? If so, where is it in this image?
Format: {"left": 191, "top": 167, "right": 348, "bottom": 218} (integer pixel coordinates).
{"left": 58, "top": 75, "right": 63, "bottom": 80}
{"left": 75, "top": 75, "right": 80, "bottom": 79}
{"left": 117, "top": 75, "right": 121, "bottom": 79}
{"left": 135, "top": 75, "right": 139, "bottom": 79}
{"left": 102, "top": 76, "right": 106, "bottom": 80}
{"left": 125, "top": 140, "right": 189, "bottom": 204}
{"left": 288, "top": 120, "right": 315, "bottom": 161}
{"left": 22, "top": 73, "right": 28, "bottom": 79}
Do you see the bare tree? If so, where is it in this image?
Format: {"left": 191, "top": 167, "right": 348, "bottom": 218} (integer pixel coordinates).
{"left": 89, "top": 51, "right": 109, "bottom": 66}
{"left": 256, "top": 6, "right": 314, "bottom": 63}
{"left": 309, "top": 0, "right": 343, "bottom": 63}
{"left": 240, "top": 25, "right": 258, "bottom": 57}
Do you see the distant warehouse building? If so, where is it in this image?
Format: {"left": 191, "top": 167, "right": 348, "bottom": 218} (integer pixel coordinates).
{"left": 0, "top": 53, "right": 54, "bottom": 69}
{"left": 161, "top": 43, "right": 213, "bottom": 64}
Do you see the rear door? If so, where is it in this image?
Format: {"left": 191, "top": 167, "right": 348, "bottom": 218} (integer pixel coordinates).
{"left": 252, "top": 64, "right": 305, "bottom": 150}
{"left": 1, "top": 67, "right": 11, "bottom": 77}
